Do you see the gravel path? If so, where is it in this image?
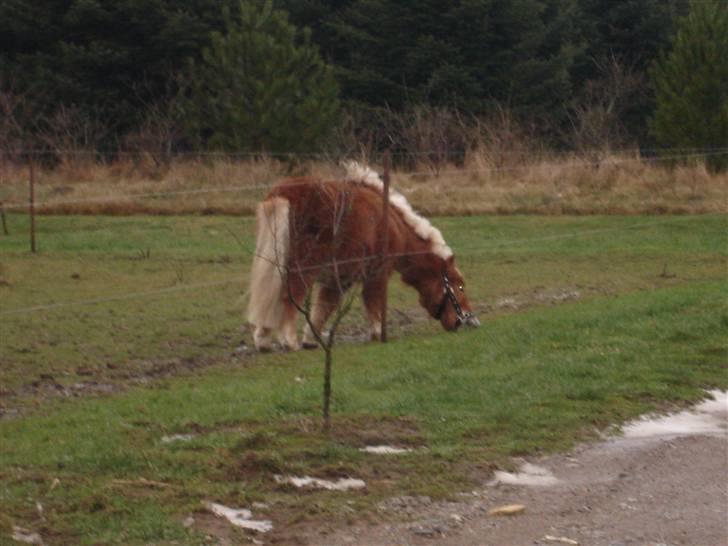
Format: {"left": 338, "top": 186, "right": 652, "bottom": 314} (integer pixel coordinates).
{"left": 307, "top": 391, "right": 728, "bottom": 546}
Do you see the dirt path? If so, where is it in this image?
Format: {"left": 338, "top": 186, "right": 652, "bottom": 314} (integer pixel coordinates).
{"left": 305, "top": 391, "right": 728, "bottom": 546}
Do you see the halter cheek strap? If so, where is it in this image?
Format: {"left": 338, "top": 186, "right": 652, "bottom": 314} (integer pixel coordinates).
{"left": 434, "top": 272, "right": 473, "bottom": 326}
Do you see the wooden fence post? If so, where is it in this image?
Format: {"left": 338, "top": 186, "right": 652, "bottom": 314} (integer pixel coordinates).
{"left": 0, "top": 202, "right": 7, "bottom": 236}
{"left": 29, "top": 157, "right": 36, "bottom": 253}
{"left": 380, "top": 149, "right": 391, "bottom": 343}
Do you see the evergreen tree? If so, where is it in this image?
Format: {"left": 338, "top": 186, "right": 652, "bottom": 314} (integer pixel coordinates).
{"left": 290, "top": 0, "right": 581, "bottom": 120}
{"left": 572, "top": 0, "right": 690, "bottom": 143}
{"left": 650, "top": 1, "right": 728, "bottom": 171}
{"left": 575, "top": 0, "right": 688, "bottom": 77}
{"left": 0, "top": 0, "right": 703, "bottom": 150}
{"left": 0, "top": 0, "right": 236, "bottom": 141}
{"left": 182, "top": 0, "right": 340, "bottom": 153}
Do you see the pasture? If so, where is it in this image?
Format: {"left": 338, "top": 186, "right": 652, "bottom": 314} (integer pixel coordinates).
{"left": 0, "top": 212, "right": 726, "bottom": 544}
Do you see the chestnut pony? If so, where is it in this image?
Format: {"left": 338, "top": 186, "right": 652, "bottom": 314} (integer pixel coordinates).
{"left": 247, "top": 163, "right": 479, "bottom": 351}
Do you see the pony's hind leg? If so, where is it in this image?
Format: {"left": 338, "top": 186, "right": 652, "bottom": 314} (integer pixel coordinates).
{"left": 253, "top": 327, "right": 274, "bottom": 352}
{"left": 302, "top": 283, "right": 343, "bottom": 349}
{"left": 277, "top": 271, "right": 313, "bottom": 351}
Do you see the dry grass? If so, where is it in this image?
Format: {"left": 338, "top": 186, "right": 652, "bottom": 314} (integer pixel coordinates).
{"left": 400, "top": 151, "right": 728, "bottom": 215}
{"left": 0, "top": 151, "right": 725, "bottom": 216}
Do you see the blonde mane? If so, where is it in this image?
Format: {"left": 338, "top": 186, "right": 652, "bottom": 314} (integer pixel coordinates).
{"left": 343, "top": 162, "right": 453, "bottom": 260}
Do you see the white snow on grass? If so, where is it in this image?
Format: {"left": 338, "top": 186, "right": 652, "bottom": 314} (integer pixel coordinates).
{"left": 360, "top": 445, "right": 413, "bottom": 455}
{"left": 491, "top": 462, "right": 560, "bottom": 487}
{"left": 204, "top": 502, "right": 273, "bottom": 533}
{"left": 11, "top": 526, "right": 43, "bottom": 545}
{"left": 275, "top": 475, "right": 366, "bottom": 491}
{"left": 161, "top": 434, "right": 195, "bottom": 444}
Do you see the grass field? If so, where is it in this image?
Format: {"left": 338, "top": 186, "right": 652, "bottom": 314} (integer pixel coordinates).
{"left": 0, "top": 213, "right": 726, "bottom": 544}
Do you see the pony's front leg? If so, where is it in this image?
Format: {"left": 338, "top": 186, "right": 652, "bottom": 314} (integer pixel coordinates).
{"left": 362, "top": 276, "right": 388, "bottom": 341}
{"left": 278, "top": 309, "right": 300, "bottom": 351}
{"left": 302, "top": 283, "right": 343, "bottom": 349}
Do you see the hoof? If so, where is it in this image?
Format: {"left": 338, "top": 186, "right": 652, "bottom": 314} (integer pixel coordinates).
{"left": 302, "top": 341, "right": 319, "bottom": 350}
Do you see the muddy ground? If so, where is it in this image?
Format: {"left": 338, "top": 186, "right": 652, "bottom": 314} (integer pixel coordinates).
{"left": 0, "top": 288, "right": 585, "bottom": 419}
{"left": 301, "top": 392, "right": 728, "bottom": 546}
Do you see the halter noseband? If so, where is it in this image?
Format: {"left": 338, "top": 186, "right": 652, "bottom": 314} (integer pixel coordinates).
{"left": 434, "top": 272, "right": 474, "bottom": 327}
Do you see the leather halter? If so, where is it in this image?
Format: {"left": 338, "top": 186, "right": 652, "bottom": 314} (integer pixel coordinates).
{"left": 434, "top": 272, "right": 473, "bottom": 327}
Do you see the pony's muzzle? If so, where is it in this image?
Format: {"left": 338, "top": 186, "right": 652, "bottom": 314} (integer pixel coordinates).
{"left": 463, "top": 315, "right": 480, "bottom": 328}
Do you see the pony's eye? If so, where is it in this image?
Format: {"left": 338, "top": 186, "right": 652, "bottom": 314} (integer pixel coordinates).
{"left": 458, "top": 285, "right": 465, "bottom": 292}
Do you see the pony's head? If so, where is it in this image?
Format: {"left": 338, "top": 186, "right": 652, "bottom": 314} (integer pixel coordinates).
{"left": 418, "top": 256, "right": 480, "bottom": 331}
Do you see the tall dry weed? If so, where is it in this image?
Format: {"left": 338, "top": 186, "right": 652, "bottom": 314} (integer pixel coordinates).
{"left": 1, "top": 153, "right": 725, "bottom": 216}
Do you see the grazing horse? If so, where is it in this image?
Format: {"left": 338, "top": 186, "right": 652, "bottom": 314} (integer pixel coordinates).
{"left": 247, "top": 163, "right": 479, "bottom": 351}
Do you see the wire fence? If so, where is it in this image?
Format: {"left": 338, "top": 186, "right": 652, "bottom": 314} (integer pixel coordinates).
{"left": 2, "top": 148, "right": 727, "bottom": 212}
{"left": 7, "top": 145, "right": 728, "bottom": 158}
{"left": 2, "top": 212, "right": 723, "bottom": 317}
{"left": 1, "top": 145, "right": 726, "bottom": 322}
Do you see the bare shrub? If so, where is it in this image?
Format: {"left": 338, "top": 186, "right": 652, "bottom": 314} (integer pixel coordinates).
{"left": 566, "top": 56, "right": 646, "bottom": 157}
{"left": 0, "top": 80, "right": 35, "bottom": 163}
{"left": 335, "top": 105, "right": 479, "bottom": 172}
{"left": 465, "top": 106, "right": 544, "bottom": 173}
{"left": 36, "top": 105, "right": 110, "bottom": 166}
{"left": 394, "top": 105, "right": 475, "bottom": 173}
{"left": 121, "top": 78, "right": 187, "bottom": 177}
{"left": 333, "top": 106, "right": 397, "bottom": 165}
{"left": 289, "top": 264, "right": 359, "bottom": 432}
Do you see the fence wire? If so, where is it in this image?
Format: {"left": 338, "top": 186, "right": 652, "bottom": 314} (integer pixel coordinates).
{"left": 2, "top": 148, "right": 727, "bottom": 211}
{"left": 7, "top": 145, "right": 728, "bottom": 158}
{"left": 2, "top": 212, "right": 723, "bottom": 317}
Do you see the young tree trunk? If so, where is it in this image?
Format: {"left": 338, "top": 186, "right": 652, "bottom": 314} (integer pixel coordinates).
{"left": 322, "top": 345, "right": 333, "bottom": 431}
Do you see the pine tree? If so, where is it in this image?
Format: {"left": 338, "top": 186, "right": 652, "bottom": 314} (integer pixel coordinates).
{"left": 182, "top": 0, "right": 340, "bottom": 153}
{"left": 0, "top": 0, "right": 236, "bottom": 140}
{"left": 650, "top": 1, "right": 728, "bottom": 171}
{"left": 303, "top": 0, "right": 582, "bottom": 120}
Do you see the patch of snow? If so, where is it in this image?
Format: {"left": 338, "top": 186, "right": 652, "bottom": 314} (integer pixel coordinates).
{"left": 491, "top": 462, "right": 560, "bottom": 487}
{"left": 161, "top": 434, "right": 195, "bottom": 444}
{"left": 204, "top": 502, "right": 273, "bottom": 533}
{"left": 360, "top": 445, "right": 413, "bottom": 455}
{"left": 11, "top": 526, "right": 43, "bottom": 545}
{"left": 275, "top": 475, "right": 366, "bottom": 491}
{"left": 543, "top": 535, "right": 579, "bottom": 545}
{"left": 622, "top": 390, "right": 728, "bottom": 440}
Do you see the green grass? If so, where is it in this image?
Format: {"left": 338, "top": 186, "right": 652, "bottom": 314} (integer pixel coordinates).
{"left": 1, "top": 213, "right": 724, "bottom": 397}
{"left": 0, "top": 213, "right": 727, "bottom": 543}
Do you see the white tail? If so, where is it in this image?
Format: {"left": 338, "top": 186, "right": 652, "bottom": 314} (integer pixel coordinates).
{"left": 247, "top": 197, "right": 290, "bottom": 331}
